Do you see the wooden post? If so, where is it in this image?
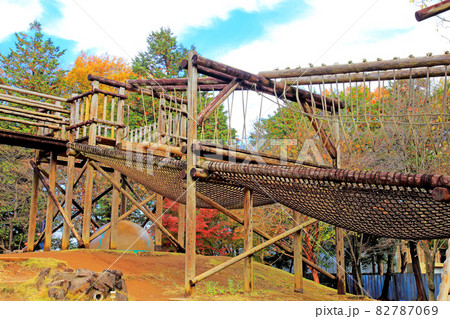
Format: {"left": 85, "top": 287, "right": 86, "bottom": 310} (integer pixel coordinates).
{"left": 185, "top": 50, "right": 198, "bottom": 296}
{"left": 178, "top": 204, "right": 186, "bottom": 248}
{"left": 293, "top": 211, "right": 304, "bottom": 293}
{"left": 62, "top": 95, "right": 78, "bottom": 250}
{"left": 110, "top": 88, "right": 126, "bottom": 249}
{"left": 332, "top": 108, "right": 346, "bottom": 295}
{"left": 82, "top": 80, "right": 99, "bottom": 247}
{"left": 44, "top": 152, "right": 57, "bottom": 251}
{"left": 27, "top": 151, "right": 40, "bottom": 252}
{"left": 243, "top": 188, "right": 254, "bottom": 292}
{"left": 155, "top": 194, "right": 163, "bottom": 251}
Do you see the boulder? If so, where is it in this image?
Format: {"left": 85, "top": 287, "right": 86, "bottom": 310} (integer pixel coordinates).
{"left": 93, "top": 282, "right": 109, "bottom": 295}
{"left": 52, "top": 272, "right": 76, "bottom": 282}
{"left": 97, "top": 272, "right": 116, "bottom": 289}
{"left": 68, "top": 276, "right": 95, "bottom": 295}
{"left": 48, "top": 287, "right": 65, "bottom": 300}
{"left": 46, "top": 280, "right": 70, "bottom": 293}
{"left": 105, "top": 269, "right": 123, "bottom": 279}
{"left": 75, "top": 268, "right": 96, "bottom": 277}
{"left": 35, "top": 267, "right": 51, "bottom": 290}
{"left": 115, "top": 279, "right": 127, "bottom": 294}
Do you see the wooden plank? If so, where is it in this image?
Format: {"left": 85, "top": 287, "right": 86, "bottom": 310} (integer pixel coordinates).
{"left": 293, "top": 211, "right": 303, "bottom": 293}
{"left": 178, "top": 204, "right": 186, "bottom": 248}
{"left": 185, "top": 50, "right": 198, "bottom": 296}
{"left": 89, "top": 161, "right": 184, "bottom": 251}
{"left": 189, "top": 218, "right": 318, "bottom": 286}
{"left": 155, "top": 194, "right": 163, "bottom": 251}
{"left": 243, "top": 188, "right": 254, "bottom": 292}
{"left": 26, "top": 151, "right": 40, "bottom": 252}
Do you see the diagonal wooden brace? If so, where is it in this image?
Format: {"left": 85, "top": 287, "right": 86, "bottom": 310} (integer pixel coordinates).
{"left": 197, "top": 78, "right": 242, "bottom": 125}
{"left": 30, "top": 160, "right": 84, "bottom": 247}
{"left": 90, "top": 161, "right": 185, "bottom": 252}
{"left": 190, "top": 218, "right": 318, "bottom": 286}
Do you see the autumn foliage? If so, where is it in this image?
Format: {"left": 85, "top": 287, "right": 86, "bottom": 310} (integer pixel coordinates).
{"left": 64, "top": 51, "right": 134, "bottom": 93}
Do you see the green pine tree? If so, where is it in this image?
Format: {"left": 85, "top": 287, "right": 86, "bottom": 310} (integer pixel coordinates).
{"left": 0, "top": 20, "right": 67, "bottom": 95}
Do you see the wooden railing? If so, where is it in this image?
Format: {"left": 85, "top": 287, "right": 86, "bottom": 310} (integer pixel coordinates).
{"left": 0, "top": 84, "right": 69, "bottom": 137}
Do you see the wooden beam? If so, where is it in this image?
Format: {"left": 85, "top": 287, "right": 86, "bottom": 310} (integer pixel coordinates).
{"left": 89, "top": 161, "right": 184, "bottom": 251}
{"left": 293, "top": 211, "right": 304, "bottom": 293}
{"left": 43, "top": 152, "right": 57, "bottom": 251}
{"left": 30, "top": 160, "right": 84, "bottom": 247}
{"left": 185, "top": 50, "right": 198, "bottom": 296}
{"left": 336, "top": 227, "right": 345, "bottom": 294}
{"left": 283, "top": 66, "right": 450, "bottom": 85}
{"left": 197, "top": 78, "right": 242, "bottom": 125}
{"left": 190, "top": 218, "right": 318, "bottom": 286}
{"left": 0, "top": 84, "right": 68, "bottom": 102}
{"left": 26, "top": 151, "right": 40, "bottom": 252}
{"left": 155, "top": 194, "right": 163, "bottom": 251}
{"left": 0, "top": 92, "right": 69, "bottom": 114}
{"left": 243, "top": 188, "right": 254, "bottom": 292}
{"left": 259, "top": 54, "right": 450, "bottom": 78}
{"left": 0, "top": 116, "right": 61, "bottom": 130}
{"left": 432, "top": 187, "right": 450, "bottom": 202}
{"left": 416, "top": 0, "right": 450, "bottom": 21}
{"left": 127, "top": 77, "right": 225, "bottom": 86}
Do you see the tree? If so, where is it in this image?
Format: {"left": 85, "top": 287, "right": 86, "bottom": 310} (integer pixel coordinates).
{"left": 133, "top": 27, "right": 191, "bottom": 78}
{"left": 0, "top": 20, "right": 66, "bottom": 95}
{"left": 65, "top": 51, "right": 134, "bottom": 94}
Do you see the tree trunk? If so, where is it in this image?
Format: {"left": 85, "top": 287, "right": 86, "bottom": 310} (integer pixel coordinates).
{"left": 372, "top": 254, "right": 376, "bottom": 274}
{"left": 376, "top": 253, "right": 384, "bottom": 275}
{"left": 409, "top": 241, "right": 428, "bottom": 301}
{"left": 8, "top": 186, "right": 19, "bottom": 250}
{"left": 379, "top": 250, "right": 395, "bottom": 300}
{"left": 420, "top": 241, "right": 437, "bottom": 301}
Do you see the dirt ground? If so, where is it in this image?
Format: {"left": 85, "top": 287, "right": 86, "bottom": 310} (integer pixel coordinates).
{"left": 0, "top": 250, "right": 367, "bottom": 301}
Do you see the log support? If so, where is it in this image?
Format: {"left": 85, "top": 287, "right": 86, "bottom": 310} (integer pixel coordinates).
{"left": 185, "top": 50, "right": 198, "bottom": 296}
{"left": 336, "top": 226, "right": 346, "bottom": 295}
{"left": 155, "top": 194, "right": 163, "bottom": 251}
{"left": 293, "top": 211, "right": 304, "bottom": 293}
{"left": 178, "top": 204, "right": 186, "bottom": 248}
{"left": 437, "top": 239, "right": 450, "bottom": 301}
{"left": 243, "top": 188, "right": 254, "bottom": 292}
{"left": 44, "top": 152, "right": 57, "bottom": 251}
{"left": 26, "top": 151, "right": 40, "bottom": 252}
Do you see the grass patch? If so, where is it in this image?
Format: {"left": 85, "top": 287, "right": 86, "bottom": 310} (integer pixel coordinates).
{"left": 18, "top": 258, "right": 69, "bottom": 271}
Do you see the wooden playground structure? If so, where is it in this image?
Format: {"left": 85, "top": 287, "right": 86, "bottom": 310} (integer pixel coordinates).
{"left": 0, "top": 50, "right": 449, "bottom": 300}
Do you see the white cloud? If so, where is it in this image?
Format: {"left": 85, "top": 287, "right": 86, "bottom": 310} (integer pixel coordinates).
{"left": 0, "top": 0, "right": 43, "bottom": 41}
{"left": 45, "top": 0, "right": 285, "bottom": 60}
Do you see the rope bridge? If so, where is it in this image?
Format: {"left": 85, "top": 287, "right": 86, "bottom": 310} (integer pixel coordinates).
{"left": 69, "top": 142, "right": 450, "bottom": 240}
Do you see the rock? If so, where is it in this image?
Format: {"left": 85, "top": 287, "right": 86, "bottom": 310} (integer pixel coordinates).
{"left": 46, "top": 280, "right": 70, "bottom": 293}
{"left": 35, "top": 267, "right": 51, "bottom": 290}
{"left": 68, "top": 276, "right": 95, "bottom": 295}
{"left": 97, "top": 272, "right": 116, "bottom": 289}
{"left": 116, "top": 291, "right": 128, "bottom": 301}
{"left": 48, "top": 287, "right": 66, "bottom": 301}
{"left": 75, "top": 268, "right": 96, "bottom": 277}
{"left": 115, "top": 279, "right": 127, "bottom": 294}
{"left": 93, "top": 282, "right": 109, "bottom": 295}
{"left": 52, "top": 272, "right": 76, "bottom": 282}
{"left": 105, "top": 269, "right": 123, "bottom": 279}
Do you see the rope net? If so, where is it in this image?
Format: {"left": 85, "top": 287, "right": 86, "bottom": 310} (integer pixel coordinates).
{"left": 70, "top": 142, "right": 450, "bottom": 240}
